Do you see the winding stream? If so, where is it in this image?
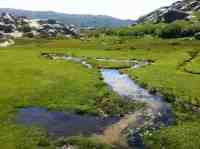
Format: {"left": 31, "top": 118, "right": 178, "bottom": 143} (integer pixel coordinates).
{"left": 101, "top": 69, "right": 173, "bottom": 123}
{"left": 101, "top": 69, "right": 174, "bottom": 148}
{"left": 16, "top": 54, "right": 174, "bottom": 148}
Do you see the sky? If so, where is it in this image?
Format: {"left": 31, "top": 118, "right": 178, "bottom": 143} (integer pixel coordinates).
{"left": 0, "top": 0, "right": 178, "bottom": 20}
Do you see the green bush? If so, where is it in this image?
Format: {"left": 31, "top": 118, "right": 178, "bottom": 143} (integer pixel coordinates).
{"left": 116, "top": 23, "right": 158, "bottom": 37}
{"left": 110, "top": 20, "right": 200, "bottom": 39}
{"left": 194, "top": 32, "right": 200, "bottom": 40}
{"left": 24, "top": 32, "right": 34, "bottom": 38}
{"left": 19, "top": 25, "right": 32, "bottom": 33}
{"left": 157, "top": 22, "right": 183, "bottom": 38}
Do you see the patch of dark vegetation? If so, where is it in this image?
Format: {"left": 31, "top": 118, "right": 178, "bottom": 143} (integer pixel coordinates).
{"left": 105, "top": 20, "right": 200, "bottom": 39}
{"left": 54, "top": 136, "right": 112, "bottom": 149}
{"left": 183, "top": 68, "right": 200, "bottom": 75}
{"left": 177, "top": 50, "right": 200, "bottom": 71}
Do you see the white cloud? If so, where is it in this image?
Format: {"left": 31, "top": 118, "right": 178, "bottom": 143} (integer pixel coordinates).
{"left": 0, "top": 0, "right": 178, "bottom": 19}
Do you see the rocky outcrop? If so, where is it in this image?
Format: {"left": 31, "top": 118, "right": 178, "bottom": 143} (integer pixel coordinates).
{"left": 138, "top": 0, "right": 200, "bottom": 23}
{"left": 0, "top": 12, "right": 79, "bottom": 41}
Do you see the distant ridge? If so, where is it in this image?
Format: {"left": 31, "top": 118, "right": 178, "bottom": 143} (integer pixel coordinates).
{"left": 0, "top": 8, "right": 135, "bottom": 27}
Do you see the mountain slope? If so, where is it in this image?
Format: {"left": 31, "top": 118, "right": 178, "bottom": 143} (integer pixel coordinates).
{"left": 0, "top": 8, "right": 135, "bottom": 28}
{"left": 138, "top": 0, "right": 200, "bottom": 23}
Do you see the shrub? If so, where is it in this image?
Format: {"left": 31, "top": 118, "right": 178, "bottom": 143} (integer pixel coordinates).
{"left": 157, "top": 22, "right": 183, "bottom": 38}
{"left": 19, "top": 25, "right": 32, "bottom": 33}
{"left": 24, "top": 32, "right": 34, "bottom": 38}
{"left": 194, "top": 32, "right": 200, "bottom": 40}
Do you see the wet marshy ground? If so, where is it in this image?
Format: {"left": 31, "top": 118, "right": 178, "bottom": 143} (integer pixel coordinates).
{"left": 16, "top": 53, "right": 174, "bottom": 148}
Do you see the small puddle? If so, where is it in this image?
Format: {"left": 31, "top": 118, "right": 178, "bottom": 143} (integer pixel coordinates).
{"left": 16, "top": 107, "right": 119, "bottom": 138}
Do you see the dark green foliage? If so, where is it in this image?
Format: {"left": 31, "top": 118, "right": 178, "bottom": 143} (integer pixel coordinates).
{"left": 194, "top": 32, "right": 200, "bottom": 40}
{"left": 19, "top": 25, "right": 32, "bottom": 33}
{"left": 110, "top": 21, "right": 200, "bottom": 39}
{"left": 158, "top": 21, "right": 200, "bottom": 38}
{"left": 157, "top": 22, "right": 183, "bottom": 38}
{"left": 24, "top": 32, "right": 34, "bottom": 38}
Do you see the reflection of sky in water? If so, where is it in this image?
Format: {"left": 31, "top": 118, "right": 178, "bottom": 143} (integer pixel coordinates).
{"left": 101, "top": 69, "right": 162, "bottom": 102}
{"left": 101, "top": 69, "right": 174, "bottom": 125}
{"left": 16, "top": 107, "right": 119, "bottom": 137}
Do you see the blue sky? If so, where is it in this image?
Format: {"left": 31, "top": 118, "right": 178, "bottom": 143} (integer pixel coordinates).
{"left": 0, "top": 0, "right": 178, "bottom": 19}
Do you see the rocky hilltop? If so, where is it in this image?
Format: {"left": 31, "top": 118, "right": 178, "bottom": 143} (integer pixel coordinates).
{"left": 138, "top": 0, "right": 200, "bottom": 23}
{"left": 0, "top": 8, "right": 136, "bottom": 28}
{"left": 0, "top": 12, "right": 79, "bottom": 43}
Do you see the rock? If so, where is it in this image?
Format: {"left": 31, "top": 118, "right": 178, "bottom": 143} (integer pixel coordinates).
{"left": 161, "top": 9, "right": 189, "bottom": 22}
{"left": 1, "top": 12, "right": 15, "bottom": 24}
{"left": 62, "top": 144, "right": 74, "bottom": 149}
{"left": 138, "top": 0, "right": 200, "bottom": 23}
{"left": 0, "top": 39, "right": 14, "bottom": 47}
{"left": 0, "top": 12, "right": 80, "bottom": 42}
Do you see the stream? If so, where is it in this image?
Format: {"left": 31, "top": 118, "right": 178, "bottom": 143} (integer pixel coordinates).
{"left": 101, "top": 69, "right": 174, "bottom": 148}
{"left": 16, "top": 54, "right": 174, "bottom": 148}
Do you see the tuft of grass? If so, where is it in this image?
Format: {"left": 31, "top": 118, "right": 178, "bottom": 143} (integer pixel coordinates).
{"left": 144, "top": 122, "right": 200, "bottom": 149}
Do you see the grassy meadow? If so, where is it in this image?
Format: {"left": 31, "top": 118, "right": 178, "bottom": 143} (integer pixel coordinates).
{"left": 0, "top": 36, "right": 200, "bottom": 149}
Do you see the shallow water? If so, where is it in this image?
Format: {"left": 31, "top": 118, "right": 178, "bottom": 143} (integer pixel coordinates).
{"left": 16, "top": 107, "right": 119, "bottom": 137}
{"left": 101, "top": 69, "right": 174, "bottom": 125}
{"left": 101, "top": 69, "right": 162, "bottom": 102}
{"left": 101, "top": 69, "right": 174, "bottom": 148}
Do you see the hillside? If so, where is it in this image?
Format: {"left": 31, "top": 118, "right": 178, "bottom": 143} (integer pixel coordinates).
{"left": 0, "top": 8, "right": 135, "bottom": 28}
{"left": 138, "top": 0, "right": 200, "bottom": 23}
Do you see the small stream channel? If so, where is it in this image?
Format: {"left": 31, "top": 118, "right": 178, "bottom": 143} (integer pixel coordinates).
{"left": 101, "top": 69, "right": 174, "bottom": 148}
{"left": 101, "top": 69, "right": 173, "bottom": 123}
{"left": 16, "top": 54, "right": 174, "bottom": 148}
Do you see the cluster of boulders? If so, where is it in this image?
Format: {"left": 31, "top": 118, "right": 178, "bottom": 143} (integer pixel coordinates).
{"left": 0, "top": 12, "right": 79, "bottom": 43}
{"left": 138, "top": 0, "right": 200, "bottom": 23}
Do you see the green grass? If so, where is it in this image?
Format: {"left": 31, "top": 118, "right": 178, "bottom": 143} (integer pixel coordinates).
{"left": 128, "top": 50, "right": 200, "bottom": 105}
{"left": 184, "top": 54, "right": 200, "bottom": 74}
{"left": 0, "top": 49, "right": 103, "bottom": 115}
{"left": 0, "top": 37, "right": 146, "bottom": 149}
{"left": 1, "top": 36, "right": 200, "bottom": 149}
{"left": 144, "top": 121, "right": 200, "bottom": 149}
